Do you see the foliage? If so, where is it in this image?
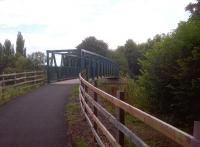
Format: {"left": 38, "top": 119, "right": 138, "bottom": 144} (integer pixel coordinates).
{"left": 106, "top": 1, "right": 200, "bottom": 131}
{"left": 124, "top": 39, "right": 141, "bottom": 78}
{"left": 0, "top": 32, "right": 45, "bottom": 74}
{"left": 185, "top": 0, "right": 200, "bottom": 17}
{"left": 124, "top": 78, "right": 150, "bottom": 111}
{"left": 0, "top": 43, "right": 3, "bottom": 70}
{"left": 4, "top": 39, "right": 14, "bottom": 56}
{"left": 0, "top": 84, "right": 40, "bottom": 106}
{"left": 75, "top": 137, "right": 89, "bottom": 147}
{"left": 138, "top": 18, "right": 200, "bottom": 129}
{"left": 138, "top": 34, "right": 166, "bottom": 54}
{"left": 16, "top": 32, "right": 26, "bottom": 57}
{"left": 0, "top": 40, "right": 15, "bottom": 73}
{"left": 107, "top": 47, "right": 130, "bottom": 76}
{"left": 14, "top": 56, "right": 33, "bottom": 72}
{"left": 28, "top": 51, "right": 45, "bottom": 70}
{"left": 77, "top": 36, "right": 108, "bottom": 56}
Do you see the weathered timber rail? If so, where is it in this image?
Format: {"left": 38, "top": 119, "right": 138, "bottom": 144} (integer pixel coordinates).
{"left": 0, "top": 71, "right": 45, "bottom": 96}
{"left": 79, "top": 74, "right": 200, "bottom": 147}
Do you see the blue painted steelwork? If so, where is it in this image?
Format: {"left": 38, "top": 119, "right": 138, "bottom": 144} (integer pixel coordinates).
{"left": 46, "top": 49, "right": 119, "bottom": 83}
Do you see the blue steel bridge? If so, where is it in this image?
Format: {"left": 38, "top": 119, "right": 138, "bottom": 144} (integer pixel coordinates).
{"left": 46, "top": 49, "right": 119, "bottom": 82}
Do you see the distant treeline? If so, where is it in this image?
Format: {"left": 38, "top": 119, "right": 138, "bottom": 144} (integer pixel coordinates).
{"left": 0, "top": 32, "right": 45, "bottom": 74}
{"left": 76, "top": 0, "right": 200, "bottom": 132}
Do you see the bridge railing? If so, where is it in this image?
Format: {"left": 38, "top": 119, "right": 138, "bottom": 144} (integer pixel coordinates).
{"left": 80, "top": 49, "right": 119, "bottom": 80}
{"left": 79, "top": 73, "right": 200, "bottom": 147}
{"left": 0, "top": 71, "right": 45, "bottom": 96}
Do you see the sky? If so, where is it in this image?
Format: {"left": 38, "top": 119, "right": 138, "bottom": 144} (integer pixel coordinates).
{"left": 0, "top": 0, "right": 195, "bottom": 54}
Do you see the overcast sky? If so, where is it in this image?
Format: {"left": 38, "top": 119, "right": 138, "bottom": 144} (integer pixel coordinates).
{"left": 0, "top": 0, "right": 194, "bottom": 54}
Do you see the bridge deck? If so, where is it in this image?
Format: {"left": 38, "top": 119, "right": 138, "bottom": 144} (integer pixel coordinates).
{"left": 0, "top": 80, "right": 78, "bottom": 147}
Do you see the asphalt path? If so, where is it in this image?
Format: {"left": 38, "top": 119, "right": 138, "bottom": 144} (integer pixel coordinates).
{"left": 0, "top": 79, "right": 79, "bottom": 147}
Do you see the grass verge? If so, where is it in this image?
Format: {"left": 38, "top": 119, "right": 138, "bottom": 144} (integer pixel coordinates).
{"left": 65, "top": 85, "right": 93, "bottom": 147}
{"left": 0, "top": 84, "right": 42, "bottom": 106}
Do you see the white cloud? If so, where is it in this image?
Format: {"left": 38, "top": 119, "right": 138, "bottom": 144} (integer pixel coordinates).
{"left": 0, "top": 0, "right": 195, "bottom": 53}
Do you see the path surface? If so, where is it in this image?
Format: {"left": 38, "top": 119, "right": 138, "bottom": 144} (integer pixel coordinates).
{"left": 0, "top": 79, "right": 79, "bottom": 147}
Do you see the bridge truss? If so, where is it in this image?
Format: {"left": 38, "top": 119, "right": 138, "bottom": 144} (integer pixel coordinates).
{"left": 46, "top": 49, "right": 119, "bottom": 83}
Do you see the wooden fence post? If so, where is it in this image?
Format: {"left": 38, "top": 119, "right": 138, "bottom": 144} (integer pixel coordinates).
{"left": 84, "top": 72, "right": 88, "bottom": 113}
{"left": 0, "top": 81, "right": 2, "bottom": 98}
{"left": 93, "top": 80, "right": 98, "bottom": 146}
{"left": 111, "top": 86, "right": 118, "bottom": 119}
{"left": 14, "top": 73, "right": 16, "bottom": 85}
{"left": 34, "top": 71, "right": 36, "bottom": 85}
{"left": 111, "top": 86, "right": 117, "bottom": 97}
{"left": 2, "top": 73, "right": 5, "bottom": 95}
{"left": 192, "top": 121, "right": 200, "bottom": 147}
{"left": 117, "top": 91, "right": 125, "bottom": 147}
{"left": 24, "top": 72, "right": 27, "bottom": 83}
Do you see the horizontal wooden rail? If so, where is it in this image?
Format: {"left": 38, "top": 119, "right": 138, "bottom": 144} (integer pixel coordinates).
{"left": 80, "top": 93, "right": 121, "bottom": 147}
{"left": 79, "top": 74, "right": 198, "bottom": 147}
{"left": 79, "top": 96, "right": 105, "bottom": 147}
{"left": 0, "top": 71, "right": 43, "bottom": 78}
{"left": 0, "top": 71, "right": 45, "bottom": 96}
{"left": 80, "top": 85, "right": 148, "bottom": 147}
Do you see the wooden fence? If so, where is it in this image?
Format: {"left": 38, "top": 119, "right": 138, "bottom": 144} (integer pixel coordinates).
{"left": 0, "top": 71, "right": 45, "bottom": 96}
{"left": 79, "top": 74, "right": 200, "bottom": 147}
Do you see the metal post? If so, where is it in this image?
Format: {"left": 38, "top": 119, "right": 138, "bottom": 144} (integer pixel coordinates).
{"left": 99, "top": 60, "right": 102, "bottom": 78}
{"left": 53, "top": 53, "right": 59, "bottom": 81}
{"left": 117, "top": 91, "right": 125, "bottom": 147}
{"left": 96, "top": 61, "right": 99, "bottom": 79}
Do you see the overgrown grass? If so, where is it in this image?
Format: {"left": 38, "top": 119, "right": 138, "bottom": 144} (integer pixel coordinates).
{"left": 66, "top": 85, "right": 80, "bottom": 125}
{"left": 0, "top": 84, "right": 41, "bottom": 106}
{"left": 66, "top": 85, "right": 90, "bottom": 146}
{"left": 75, "top": 137, "right": 89, "bottom": 147}
{"left": 97, "top": 78, "right": 180, "bottom": 147}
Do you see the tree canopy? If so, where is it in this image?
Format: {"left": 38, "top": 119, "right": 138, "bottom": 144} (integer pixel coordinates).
{"left": 76, "top": 36, "right": 108, "bottom": 56}
{"left": 137, "top": 11, "right": 200, "bottom": 129}
{"left": 16, "top": 32, "right": 26, "bottom": 57}
{"left": 0, "top": 32, "right": 45, "bottom": 74}
{"left": 28, "top": 51, "right": 45, "bottom": 69}
{"left": 107, "top": 0, "right": 200, "bottom": 131}
{"left": 185, "top": 0, "right": 200, "bottom": 17}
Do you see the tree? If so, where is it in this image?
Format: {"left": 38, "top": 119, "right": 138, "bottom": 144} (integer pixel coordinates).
{"left": 14, "top": 55, "right": 32, "bottom": 72}
{"left": 138, "top": 17, "right": 200, "bottom": 130}
{"left": 16, "top": 32, "right": 26, "bottom": 56}
{"left": 107, "top": 46, "right": 130, "bottom": 76}
{"left": 4, "top": 39, "right": 13, "bottom": 56}
{"left": 124, "top": 39, "right": 141, "bottom": 78}
{"left": 0, "top": 43, "right": 3, "bottom": 59}
{"left": 185, "top": 0, "right": 200, "bottom": 17}
{"left": 1, "top": 39, "right": 16, "bottom": 73}
{"left": 28, "top": 51, "right": 45, "bottom": 69}
{"left": 0, "top": 43, "right": 3, "bottom": 73}
{"left": 77, "top": 36, "right": 108, "bottom": 56}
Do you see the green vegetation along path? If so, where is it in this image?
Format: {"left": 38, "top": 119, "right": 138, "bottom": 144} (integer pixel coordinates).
{"left": 0, "top": 79, "right": 79, "bottom": 147}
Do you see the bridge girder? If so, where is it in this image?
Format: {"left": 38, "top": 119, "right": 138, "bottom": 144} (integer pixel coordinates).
{"left": 46, "top": 49, "right": 119, "bottom": 83}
